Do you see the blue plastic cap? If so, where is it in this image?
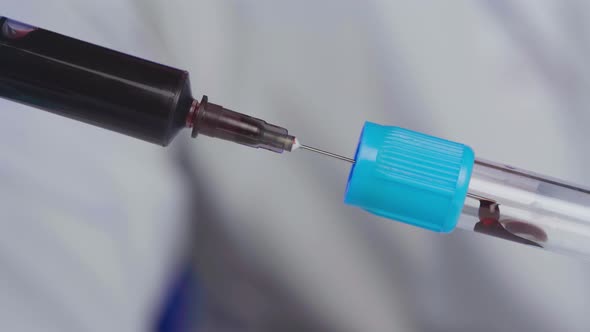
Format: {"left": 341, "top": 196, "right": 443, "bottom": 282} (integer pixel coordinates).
{"left": 344, "top": 122, "right": 475, "bottom": 233}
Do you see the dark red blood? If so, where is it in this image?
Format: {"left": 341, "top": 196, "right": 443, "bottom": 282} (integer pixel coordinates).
{"left": 503, "top": 220, "right": 548, "bottom": 242}
{"left": 474, "top": 200, "right": 544, "bottom": 248}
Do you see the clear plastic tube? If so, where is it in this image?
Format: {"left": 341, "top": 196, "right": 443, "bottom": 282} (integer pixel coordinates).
{"left": 458, "top": 159, "right": 590, "bottom": 258}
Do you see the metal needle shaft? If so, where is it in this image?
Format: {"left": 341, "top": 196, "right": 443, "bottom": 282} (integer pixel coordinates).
{"left": 300, "top": 144, "right": 355, "bottom": 163}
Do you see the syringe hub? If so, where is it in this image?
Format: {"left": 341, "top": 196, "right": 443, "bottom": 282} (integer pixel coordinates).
{"left": 188, "top": 96, "right": 295, "bottom": 153}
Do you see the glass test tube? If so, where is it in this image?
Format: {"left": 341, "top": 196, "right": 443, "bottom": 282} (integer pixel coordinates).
{"left": 459, "top": 159, "right": 590, "bottom": 258}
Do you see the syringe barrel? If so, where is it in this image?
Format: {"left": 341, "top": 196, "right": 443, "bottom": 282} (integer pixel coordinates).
{"left": 459, "top": 159, "right": 590, "bottom": 258}
{"left": 0, "top": 16, "right": 193, "bottom": 146}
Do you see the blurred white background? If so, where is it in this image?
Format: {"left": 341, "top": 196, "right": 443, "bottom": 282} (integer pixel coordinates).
{"left": 3, "top": 1, "right": 590, "bottom": 331}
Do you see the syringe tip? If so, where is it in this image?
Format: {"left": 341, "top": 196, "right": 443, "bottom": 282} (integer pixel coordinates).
{"left": 291, "top": 137, "right": 302, "bottom": 151}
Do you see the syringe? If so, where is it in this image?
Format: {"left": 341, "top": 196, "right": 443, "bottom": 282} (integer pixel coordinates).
{"left": 0, "top": 16, "right": 295, "bottom": 153}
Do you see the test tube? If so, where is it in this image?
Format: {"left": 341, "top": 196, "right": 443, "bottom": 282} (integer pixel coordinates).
{"left": 338, "top": 122, "right": 590, "bottom": 260}
{"left": 459, "top": 159, "right": 590, "bottom": 258}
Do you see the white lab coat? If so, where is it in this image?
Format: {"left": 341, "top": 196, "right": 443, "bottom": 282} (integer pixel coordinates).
{"left": 2, "top": 1, "right": 590, "bottom": 331}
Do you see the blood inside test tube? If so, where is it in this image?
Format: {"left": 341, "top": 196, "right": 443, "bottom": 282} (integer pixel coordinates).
{"left": 459, "top": 159, "right": 590, "bottom": 258}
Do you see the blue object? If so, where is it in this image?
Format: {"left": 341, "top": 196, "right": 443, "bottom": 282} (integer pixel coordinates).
{"left": 344, "top": 122, "right": 475, "bottom": 232}
{"left": 156, "top": 263, "right": 201, "bottom": 332}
